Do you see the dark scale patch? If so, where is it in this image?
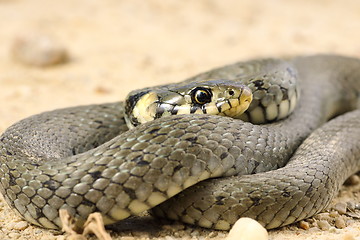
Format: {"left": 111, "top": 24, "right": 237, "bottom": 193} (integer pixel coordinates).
{"left": 215, "top": 195, "right": 225, "bottom": 205}
{"left": 6, "top": 150, "right": 13, "bottom": 156}
{"left": 81, "top": 199, "right": 96, "bottom": 207}
{"left": 253, "top": 160, "right": 260, "bottom": 170}
{"left": 201, "top": 105, "right": 207, "bottom": 114}
{"left": 216, "top": 103, "right": 222, "bottom": 113}
{"left": 155, "top": 107, "right": 165, "bottom": 119}
{"left": 31, "top": 163, "right": 40, "bottom": 167}
{"left": 282, "top": 191, "right": 291, "bottom": 198}
{"left": 137, "top": 160, "right": 150, "bottom": 166}
{"left": 172, "top": 106, "right": 180, "bottom": 115}
{"left": 148, "top": 127, "right": 160, "bottom": 134}
{"left": 43, "top": 180, "right": 58, "bottom": 190}
{"left": 36, "top": 207, "right": 45, "bottom": 218}
{"left": 123, "top": 187, "right": 137, "bottom": 199}
{"left": 174, "top": 165, "right": 182, "bottom": 172}
{"left": 133, "top": 156, "right": 150, "bottom": 166}
{"left": 8, "top": 172, "right": 17, "bottom": 186}
{"left": 305, "top": 186, "right": 313, "bottom": 197}
{"left": 130, "top": 117, "right": 140, "bottom": 127}
{"left": 190, "top": 105, "right": 198, "bottom": 114}
{"left": 252, "top": 80, "right": 265, "bottom": 89}
{"left": 281, "top": 87, "right": 289, "bottom": 100}
{"left": 250, "top": 196, "right": 261, "bottom": 206}
{"left": 94, "top": 120, "right": 103, "bottom": 124}
{"left": 220, "top": 152, "right": 228, "bottom": 159}
{"left": 185, "top": 136, "right": 198, "bottom": 143}
{"left": 89, "top": 171, "right": 102, "bottom": 179}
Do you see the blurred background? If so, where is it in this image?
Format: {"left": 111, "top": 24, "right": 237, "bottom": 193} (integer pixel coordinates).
{"left": 1, "top": 0, "right": 360, "bottom": 130}
{"left": 1, "top": 0, "right": 360, "bottom": 239}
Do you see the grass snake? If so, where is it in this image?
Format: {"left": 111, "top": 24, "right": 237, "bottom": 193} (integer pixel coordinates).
{"left": 0, "top": 55, "right": 359, "bottom": 230}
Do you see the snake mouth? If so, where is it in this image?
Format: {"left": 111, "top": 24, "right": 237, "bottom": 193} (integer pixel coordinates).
{"left": 124, "top": 84, "right": 253, "bottom": 129}
{"left": 218, "top": 87, "right": 252, "bottom": 118}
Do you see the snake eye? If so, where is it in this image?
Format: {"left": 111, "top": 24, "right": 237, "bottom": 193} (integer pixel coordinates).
{"left": 191, "top": 87, "right": 212, "bottom": 105}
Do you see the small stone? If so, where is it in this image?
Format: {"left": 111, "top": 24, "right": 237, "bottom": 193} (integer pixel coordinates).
{"left": 308, "top": 226, "right": 320, "bottom": 232}
{"left": 335, "top": 217, "right": 346, "bottom": 229}
{"left": 329, "top": 211, "right": 340, "bottom": 218}
{"left": 226, "top": 217, "right": 268, "bottom": 240}
{"left": 217, "top": 232, "right": 226, "bottom": 238}
{"left": 8, "top": 232, "right": 21, "bottom": 239}
{"left": 208, "top": 231, "right": 218, "bottom": 238}
{"left": 12, "top": 221, "right": 28, "bottom": 230}
{"left": 299, "top": 220, "right": 310, "bottom": 230}
{"left": 190, "top": 230, "right": 200, "bottom": 237}
{"left": 12, "top": 32, "right": 68, "bottom": 67}
{"left": 317, "top": 220, "right": 331, "bottom": 231}
{"left": 316, "top": 212, "right": 330, "bottom": 220}
{"left": 333, "top": 202, "right": 347, "bottom": 214}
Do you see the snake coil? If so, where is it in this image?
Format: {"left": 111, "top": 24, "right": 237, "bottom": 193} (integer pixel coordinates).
{"left": 0, "top": 55, "right": 359, "bottom": 230}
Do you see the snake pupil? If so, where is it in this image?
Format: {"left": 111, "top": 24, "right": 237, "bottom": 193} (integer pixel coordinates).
{"left": 191, "top": 87, "right": 212, "bottom": 105}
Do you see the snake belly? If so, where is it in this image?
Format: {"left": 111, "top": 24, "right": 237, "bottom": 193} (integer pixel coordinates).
{"left": 0, "top": 55, "right": 360, "bottom": 230}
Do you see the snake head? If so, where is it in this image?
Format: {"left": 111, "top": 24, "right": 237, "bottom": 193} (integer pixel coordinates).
{"left": 124, "top": 79, "right": 253, "bottom": 129}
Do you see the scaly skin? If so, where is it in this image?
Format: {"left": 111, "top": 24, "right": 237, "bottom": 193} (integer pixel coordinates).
{"left": 0, "top": 55, "right": 359, "bottom": 230}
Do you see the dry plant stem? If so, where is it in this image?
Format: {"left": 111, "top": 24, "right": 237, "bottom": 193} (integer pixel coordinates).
{"left": 59, "top": 209, "right": 112, "bottom": 240}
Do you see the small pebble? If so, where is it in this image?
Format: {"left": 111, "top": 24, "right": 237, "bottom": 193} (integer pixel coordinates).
{"left": 299, "top": 220, "right": 310, "bottom": 230}
{"left": 317, "top": 220, "right": 331, "bottom": 231}
{"left": 208, "top": 231, "right": 218, "bottom": 238}
{"left": 316, "top": 212, "right": 330, "bottom": 220}
{"left": 190, "top": 230, "right": 200, "bottom": 237}
{"left": 335, "top": 217, "right": 346, "bottom": 229}
{"left": 308, "top": 226, "right": 320, "bottom": 232}
{"left": 12, "top": 221, "right": 28, "bottom": 230}
{"left": 12, "top": 33, "right": 68, "bottom": 67}
{"left": 217, "top": 232, "right": 226, "bottom": 238}
{"left": 8, "top": 232, "right": 21, "bottom": 239}
{"left": 334, "top": 202, "right": 347, "bottom": 214}
{"left": 226, "top": 217, "right": 268, "bottom": 240}
{"left": 329, "top": 211, "right": 340, "bottom": 218}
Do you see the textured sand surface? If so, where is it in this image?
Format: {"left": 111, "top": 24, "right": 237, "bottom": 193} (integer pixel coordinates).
{"left": 1, "top": 0, "right": 360, "bottom": 239}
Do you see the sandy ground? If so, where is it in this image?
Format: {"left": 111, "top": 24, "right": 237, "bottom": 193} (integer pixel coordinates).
{"left": 1, "top": 0, "right": 360, "bottom": 239}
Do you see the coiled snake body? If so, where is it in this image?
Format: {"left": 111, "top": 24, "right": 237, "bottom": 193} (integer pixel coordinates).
{"left": 0, "top": 55, "right": 360, "bottom": 230}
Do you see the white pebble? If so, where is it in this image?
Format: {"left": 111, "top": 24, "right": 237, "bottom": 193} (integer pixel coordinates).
{"left": 226, "top": 217, "right": 268, "bottom": 240}
{"left": 13, "top": 221, "right": 28, "bottom": 230}
{"left": 12, "top": 33, "right": 68, "bottom": 67}
{"left": 333, "top": 202, "right": 347, "bottom": 214}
